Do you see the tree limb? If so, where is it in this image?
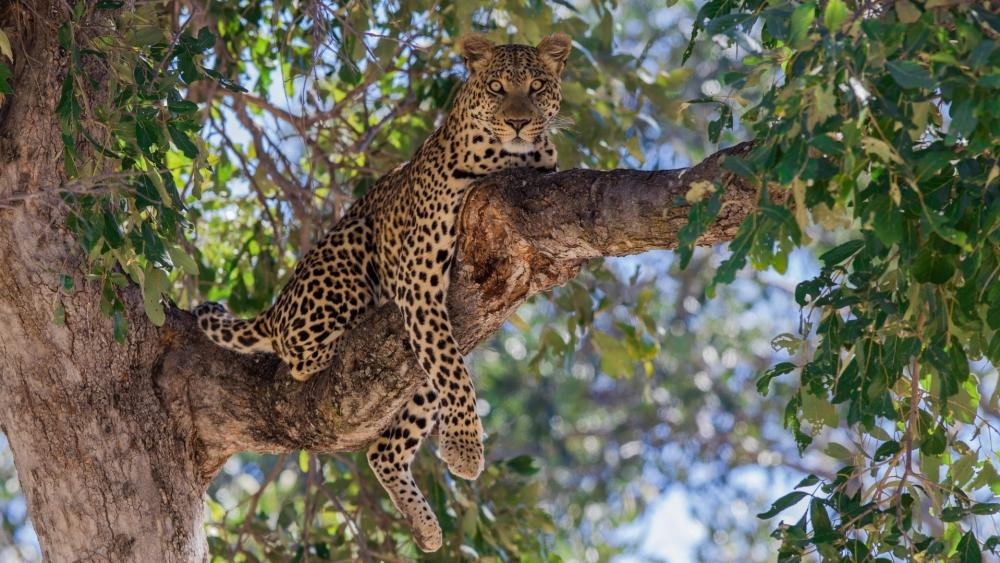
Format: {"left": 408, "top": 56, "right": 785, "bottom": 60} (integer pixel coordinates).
{"left": 154, "top": 141, "right": 758, "bottom": 482}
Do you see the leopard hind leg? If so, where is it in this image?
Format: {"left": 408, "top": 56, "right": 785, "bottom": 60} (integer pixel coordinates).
{"left": 367, "top": 382, "right": 443, "bottom": 552}
{"left": 274, "top": 218, "right": 379, "bottom": 381}
{"left": 284, "top": 339, "right": 346, "bottom": 382}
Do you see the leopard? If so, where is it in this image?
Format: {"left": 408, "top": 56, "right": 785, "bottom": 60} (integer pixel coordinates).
{"left": 194, "top": 32, "right": 572, "bottom": 552}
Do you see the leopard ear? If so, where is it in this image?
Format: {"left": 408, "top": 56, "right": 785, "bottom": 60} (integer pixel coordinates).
{"left": 458, "top": 33, "right": 494, "bottom": 74}
{"left": 536, "top": 33, "right": 572, "bottom": 75}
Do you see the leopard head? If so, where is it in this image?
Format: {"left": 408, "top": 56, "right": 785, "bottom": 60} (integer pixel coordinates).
{"left": 455, "top": 33, "right": 571, "bottom": 154}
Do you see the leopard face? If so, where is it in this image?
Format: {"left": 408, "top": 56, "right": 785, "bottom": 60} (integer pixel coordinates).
{"left": 457, "top": 33, "right": 571, "bottom": 154}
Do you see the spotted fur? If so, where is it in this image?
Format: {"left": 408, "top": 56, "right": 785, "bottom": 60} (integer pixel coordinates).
{"left": 194, "top": 33, "right": 571, "bottom": 551}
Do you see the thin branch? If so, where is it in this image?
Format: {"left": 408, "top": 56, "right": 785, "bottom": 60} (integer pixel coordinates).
{"left": 227, "top": 97, "right": 316, "bottom": 246}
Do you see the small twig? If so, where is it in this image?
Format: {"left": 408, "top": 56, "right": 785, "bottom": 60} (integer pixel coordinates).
{"left": 232, "top": 453, "right": 287, "bottom": 558}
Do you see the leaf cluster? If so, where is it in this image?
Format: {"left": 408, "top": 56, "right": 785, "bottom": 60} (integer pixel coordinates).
{"left": 683, "top": 0, "right": 1000, "bottom": 559}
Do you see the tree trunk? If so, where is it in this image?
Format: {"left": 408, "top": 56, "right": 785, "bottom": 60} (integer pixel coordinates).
{"left": 0, "top": 2, "right": 763, "bottom": 560}
{"left": 0, "top": 3, "right": 213, "bottom": 560}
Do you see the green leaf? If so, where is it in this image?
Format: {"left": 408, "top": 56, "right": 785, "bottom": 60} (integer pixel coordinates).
{"left": 177, "top": 52, "right": 201, "bottom": 83}
{"left": 56, "top": 72, "right": 80, "bottom": 124}
{"left": 711, "top": 217, "right": 756, "bottom": 291}
{"left": 168, "top": 124, "right": 199, "bottom": 158}
{"left": 168, "top": 245, "right": 199, "bottom": 275}
{"left": 0, "top": 63, "right": 12, "bottom": 94}
{"left": 872, "top": 440, "right": 900, "bottom": 462}
{"left": 168, "top": 100, "right": 199, "bottom": 114}
{"left": 819, "top": 240, "right": 864, "bottom": 268}
{"left": 506, "top": 455, "right": 541, "bottom": 476}
{"left": 971, "top": 461, "right": 999, "bottom": 491}
{"left": 950, "top": 452, "right": 976, "bottom": 486}
{"left": 591, "top": 330, "right": 635, "bottom": 378}
{"left": 824, "top": 442, "right": 854, "bottom": 460}
{"left": 757, "top": 491, "right": 808, "bottom": 519}
{"left": 887, "top": 60, "right": 935, "bottom": 89}
{"left": 112, "top": 311, "right": 128, "bottom": 343}
{"left": 142, "top": 266, "right": 168, "bottom": 327}
{"left": 920, "top": 423, "right": 946, "bottom": 455}
{"left": 941, "top": 506, "right": 965, "bottom": 522}
{"left": 862, "top": 137, "right": 903, "bottom": 164}
{"left": 987, "top": 297, "right": 1000, "bottom": 330}
{"left": 708, "top": 104, "right": 732, "bottom": 143}
{"left": 141, "top": 223, "right": 168, "bottom": 266}
{"left": 722, "top": 154, "right": 754, "bottom": 178}
{"left": 130, "top": 26, "right": 165, "bottom": 47}
{"left": 809, "top": 84, "right": 837, "bottom": 130}
{"left": 795, "top": 474, "right": 819, "bottom": 488}
{"left": 757, "top": 362, "right": 796, "bottom": 394}
{"left": 810, "top": 498, "right": 835, "bottom": 542}
{"left": 810, "top": 133, "right": 843, "bottom": 155}
{"left": 956, "top": 531, "right": 982, "bottom": 563}
{"left": 678, "top": 191, "right": 722, "bottom": 269}
{"left": 823, "top": 0, "right": 847, "bottom": 30}
{"left": 789, "top": 3, "right": 816, "bottom": 48}
{"left": 102, "top": 212, "right": 124, "bottom": 248}
{"left": 802, "top": 391, "right": 839, "bottom": 427}
{"left": 969, "top": 503, "right": 1000, "bottom": 515}
{"left": 949, "top": 99, "right": 977, "bottom": 138}
{"left": 460, "top": 503, "right": 478, "bottom": 537}
{"left": 912, "top": 244, "right": 957, "bottom": 284}
{"left": 895, "top": 0, "right": 921, "bottom": 23}
{"left": 135, "top": 117, "right": 160, "bottom": 153}
{"left": 979, "top": 73, "right": 1000, "bottom": 88}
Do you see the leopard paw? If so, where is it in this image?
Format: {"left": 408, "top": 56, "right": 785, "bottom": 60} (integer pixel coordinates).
{"left": 438, "top": 430, "right": 484, "bottom": 480}
{"left": 409, "top": 513, "right": 443, "bottom": 552}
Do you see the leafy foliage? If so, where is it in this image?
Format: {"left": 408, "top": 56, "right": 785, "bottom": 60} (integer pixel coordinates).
{"left": 55, "top": 2, "right": 223, "bottom": 335}
{"left": 688, "top": 0, "right": 1000, "bottom": 558}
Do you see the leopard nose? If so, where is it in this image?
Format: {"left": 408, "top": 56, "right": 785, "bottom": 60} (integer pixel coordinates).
{"left": 504, "top": 118, "right": 530, "bottom": 133}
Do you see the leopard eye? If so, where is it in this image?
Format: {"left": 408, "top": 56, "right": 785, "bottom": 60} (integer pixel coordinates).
{"left": 488, "top": 80, "right": 505, "bottom": 95}
{"left": 529, "top": 79, "right": 545, "bottom": 93}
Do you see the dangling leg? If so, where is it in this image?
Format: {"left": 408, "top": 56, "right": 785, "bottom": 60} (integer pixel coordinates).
{"left": 367, "top": 382, "right": 443, "bottom": 552}
{"left": 397, "top": 291, "right": 484, "bottom": 480}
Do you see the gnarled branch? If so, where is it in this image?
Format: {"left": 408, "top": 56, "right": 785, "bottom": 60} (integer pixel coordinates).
{"left": 153, "top": 141, "right": 758, "bottom": 482}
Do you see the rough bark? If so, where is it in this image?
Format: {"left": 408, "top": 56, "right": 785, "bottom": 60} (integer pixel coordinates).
{"left": 0, "top": 1, "right": 762, "bottom": 560}
{"left": 0, "top": 3, "right": 209, "bottom": 561}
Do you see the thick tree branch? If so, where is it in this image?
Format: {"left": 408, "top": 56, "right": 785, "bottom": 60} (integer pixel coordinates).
{"left": 155, "top": 141, "right": 758, "bottom": 481}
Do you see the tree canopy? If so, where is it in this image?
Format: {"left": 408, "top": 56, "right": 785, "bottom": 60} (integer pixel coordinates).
{"left": 0, "top": 0, "right": 998, "bottom": 561}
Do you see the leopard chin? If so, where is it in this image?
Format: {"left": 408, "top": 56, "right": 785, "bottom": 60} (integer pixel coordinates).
{"left": 501, "top": 137, "right": 535, "bottom": 154}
